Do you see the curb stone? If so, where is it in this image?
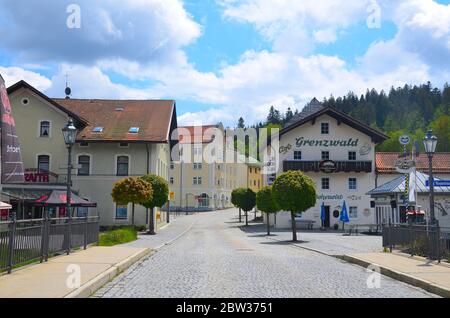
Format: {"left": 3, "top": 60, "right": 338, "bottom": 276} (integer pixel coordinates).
{"left": 64, "top": 248, "right": 152, "bottom": 298}
{"left": 337, "top": 254, "right": 449, "bottom": 298}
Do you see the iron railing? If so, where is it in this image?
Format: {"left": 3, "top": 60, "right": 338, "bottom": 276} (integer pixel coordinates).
{"left": 382, "top": 224, "right": 450, "bottom": 262}
{"left": 0, "top": 212, "right": 99, "bottom": 274}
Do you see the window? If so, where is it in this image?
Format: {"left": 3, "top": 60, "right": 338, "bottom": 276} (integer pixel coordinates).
{"left": 348, "top": 151, "right": 357, "bottom": 161}
{"left": 119, "top": 142, "right": 129, "bottom": 148}
{"left": 77, "top": 207, "right": 88, "bottom": 217}
{"left": 193, "top": 177, "right": 202, "bottom": 185}
{"left": 294, "top": 151, "right": 302, "bottom": 160}
{"left": 78, "top": 155, "right": 90, "bottom": 176}
{"left": 170, "top": 163, "right": 174, "bottom": 170}
{"left": 37, "top": 155, "right": 50, "bottom": 172}
{"left": 170, "top": 177, "right": 174, "bottom": 185}
{"left": 116, "top": 205, "right": 128, "bottom": 220}
{"left": 321, "top": 178, "right": 330, "bottom": 190}
{"left": 349, "top": 178, "right": 357, "bottom": 190}
{"left": 193, "top": 163, "right": 202, "bottom": 170}
{"left": 80, "top": 141, "right": 89, "bottom": 147}
{"left": 129, "top": 127, "right": 140, "bottom": 134}
{"left": 321, "top": 123, "right": 329, "bottom": 135}
{"left": 116, "top": 156, "right": 129, "bottom": 176}
{"left": 321, "top": 151, "right": 330, "bottom": 161}
{"left": 40, "top": 121, "right": 50, "bottom": 137}
{"left": 194, "top": 147, "right": 202, "bottom": 156}
{"left": 349, "top": 207, "right": 358, "bottom": 218}
{"left": 92, "top": 127, "right": 104, "bottom": 133}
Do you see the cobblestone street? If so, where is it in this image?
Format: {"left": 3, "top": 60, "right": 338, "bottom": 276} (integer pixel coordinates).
{"left": 95, "top": 209, "right": 437, "bottom": 298}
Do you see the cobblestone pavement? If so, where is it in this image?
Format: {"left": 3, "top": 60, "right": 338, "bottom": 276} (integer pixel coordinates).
{"left": 95, "top": 209, "right": 437, "bottom": 298}
{"left": 241, "top": 222, "right": 382, "bottom": 255}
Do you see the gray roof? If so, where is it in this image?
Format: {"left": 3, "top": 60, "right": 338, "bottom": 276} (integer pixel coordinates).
{"left": 286, "top": 98, "right": 324, "bottom": 127}
{"left": 367, "top": 171, "right": 450, "bottom": 195}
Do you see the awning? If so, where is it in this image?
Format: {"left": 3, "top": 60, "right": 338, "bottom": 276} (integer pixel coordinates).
{"left": 0, "top": 201, "right": 12, "bottom": 209}
{"left": 34, "top": 190, "right": 97, "bottom": 208}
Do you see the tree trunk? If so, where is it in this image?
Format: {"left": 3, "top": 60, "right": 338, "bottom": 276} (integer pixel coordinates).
{"left": 239, "top": 208, "right": 242, "bottom": 222}
{"left": 266, "top": 214, "right": 271, "bottom": 236}
{"left": 254, "top": 209, "right": 257, "bottom": 220}
{"left": 132, "top": 203, "right": 135, "bottom": 226}
{"left": 148, "top": 207, "right": 156, "bottom": 235}
{"left": 245, "top": 211, "right": 248, "bottom": 226}
{"left": 291, "top": 211, "right": 297, "bottom": 242}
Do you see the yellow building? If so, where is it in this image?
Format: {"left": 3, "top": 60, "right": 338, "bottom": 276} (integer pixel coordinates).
{"left": 2, "top": 80, "right": 177, "bottom": 226}
{"left": 247, "top": 161, "right": 264, "bottom": 193}
{"left": 169, "top": 124, "right": 247, "bottom": 211}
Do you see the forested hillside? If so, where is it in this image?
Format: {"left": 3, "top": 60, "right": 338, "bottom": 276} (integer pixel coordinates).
{"left": 238, "top": 82, "right": 450, "bottom": 152}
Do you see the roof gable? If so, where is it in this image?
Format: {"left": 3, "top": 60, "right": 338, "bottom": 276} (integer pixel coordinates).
{"left": 281, "top": 99, "right": 388, "bottom": 144}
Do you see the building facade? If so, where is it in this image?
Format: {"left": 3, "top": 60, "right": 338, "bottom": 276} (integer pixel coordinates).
{"left": 1, "top": 80, "right": 177, "bottom": 226}
{"left": 169, "top": 124, "right": 248, "bottom": 211}
{"left": 271, "top": 98, "right": 388, "bottom": 229}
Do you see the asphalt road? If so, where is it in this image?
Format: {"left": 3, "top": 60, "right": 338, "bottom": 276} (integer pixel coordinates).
{"left": 95, "top": 209, "right": 436, "bottom": 298}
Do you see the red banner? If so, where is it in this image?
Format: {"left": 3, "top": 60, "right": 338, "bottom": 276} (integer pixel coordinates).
{"left": 0, "top": 75, "right": 24, "bottom": 183}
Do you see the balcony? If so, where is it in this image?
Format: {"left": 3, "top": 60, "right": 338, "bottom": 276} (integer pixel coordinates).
{"left": 283, "top": 160, "right": 372, "bottom": 173}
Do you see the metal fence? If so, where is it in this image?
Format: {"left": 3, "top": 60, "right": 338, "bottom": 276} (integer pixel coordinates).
{"left": 382, "top": 224, "right": 450, "bottom": 262}
{"left": 0, "top": 212, "right": 99, "bottom": 274}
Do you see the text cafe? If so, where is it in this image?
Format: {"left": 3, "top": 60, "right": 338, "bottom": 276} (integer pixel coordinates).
{"left": 269, "top": 98, "right": 388, "bottom": 230}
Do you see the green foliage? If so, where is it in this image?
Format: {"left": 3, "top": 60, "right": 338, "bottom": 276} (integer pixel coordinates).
{"left": 98, "top": 227, "right": 138, "bottom": 246}
{"left": 140, "top": 174, "right": 169, "bottom": 209}
{"left": 111, "top": 177, "right": 153, "bottom": 205}
{"left": 272, "top": 171, "right": 317, "bottom": 214}
{"left": 256, "top": 186, "right": 279, "bottom": 214}
{"left": 232, "top": 188, "right": 256, "bottom": 212}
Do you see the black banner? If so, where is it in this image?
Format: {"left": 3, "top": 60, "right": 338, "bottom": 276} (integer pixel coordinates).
{"left": 0, "top": 74, "right": 24, "bottom": 183}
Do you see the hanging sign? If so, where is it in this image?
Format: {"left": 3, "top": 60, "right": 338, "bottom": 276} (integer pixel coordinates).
{"left": 399, "top": 135, "right": 411, "bottom": 146}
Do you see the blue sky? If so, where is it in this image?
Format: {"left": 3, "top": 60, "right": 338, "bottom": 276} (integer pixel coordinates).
{"left": 0, "top": 0, "right": 450, "bottom": 126}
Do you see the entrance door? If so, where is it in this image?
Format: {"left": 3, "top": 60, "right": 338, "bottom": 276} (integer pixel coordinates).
{"left": 324, "top": 206, "right": 331, "bottom": 228}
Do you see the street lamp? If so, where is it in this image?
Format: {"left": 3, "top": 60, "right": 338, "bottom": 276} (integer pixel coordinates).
{"left": 62, "top": 118, "right": 78, "bottom": 254}
{"left": 423, "top": 129, "right": 438, "bottom": 226}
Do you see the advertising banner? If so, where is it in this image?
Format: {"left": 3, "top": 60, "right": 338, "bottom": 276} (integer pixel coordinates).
{"left": 0, "top": 75, "right": 25, "bottom": 183}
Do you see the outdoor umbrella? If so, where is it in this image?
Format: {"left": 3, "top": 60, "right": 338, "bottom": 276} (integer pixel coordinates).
{"left": 320, "top": 202, "right": 326, "bottom": 228}
{"left": 34, "top": 190, "right": 97, "bottom": 207}
{"left": 340, "top": 201, "right": 350, "bottom": 230}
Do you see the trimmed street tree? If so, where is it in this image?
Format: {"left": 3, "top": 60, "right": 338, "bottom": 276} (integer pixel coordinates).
{"left": 140, "top": 174, "right": 169, "bottom": 235}
{"left": 112, "top": 177, "right": 153, "bottom": 226}
{"left": 239, "top": 188, "right": 256, "bottom": 226}
{"left": 256, "top": 186, "right": 279, "bottom": 236}
{"left": 272, "top": 171, "right": 317, "bottom": 242}
{"left": 231, "top": 188, "right": 245, "bottom": 222}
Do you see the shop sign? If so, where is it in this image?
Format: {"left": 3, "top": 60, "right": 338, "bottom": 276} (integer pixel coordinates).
{"left": 320, "top": 160, "right": 336, "bottom": 173}
{"left": 24, "top": 169, "right": 59, "bottom": 183}
{"left": 295, "top": 137, "right": 359, "bottom": 148}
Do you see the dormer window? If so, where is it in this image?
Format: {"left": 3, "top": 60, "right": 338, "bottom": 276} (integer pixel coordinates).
{"left": 92, "top": 127, "right": 104, "bottom": 133}
{"left": 129, "top": 127, "right": 140, "bottom": 134}
{"left": 40, "top": 121, "right": 50, "bottom": 137}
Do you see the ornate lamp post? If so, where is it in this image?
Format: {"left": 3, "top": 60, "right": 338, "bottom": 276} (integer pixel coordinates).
{"left": 423, "top": 129, "right": 438, "bottom": 226}
{"left": 62, "top": 118, "right": 78, "bottom": 254}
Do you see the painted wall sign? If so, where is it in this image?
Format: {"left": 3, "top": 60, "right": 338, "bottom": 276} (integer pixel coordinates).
{"left": 319, "top": 160, "right": 337, "bottom": 173}
{"left": 295, "top": 137, "right": 359, "bottom": 148}
{"left": 317, "top": 194, "right": 344, "bottom": 201}
{"left": 0, "top": 74, "right": 24, "bottom": 183}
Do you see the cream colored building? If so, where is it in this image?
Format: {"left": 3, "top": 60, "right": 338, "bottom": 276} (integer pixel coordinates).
{"left": 169, "top": 124, "right": 247, "bottom": 211}
{"left": 1, "top": 80, "right": 177, "bottom": 226}
{"left": 268, "top": 98, "right": 388, "bottom": 229}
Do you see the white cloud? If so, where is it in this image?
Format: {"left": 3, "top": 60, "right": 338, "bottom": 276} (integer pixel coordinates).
{"left": 0, "top": 66, "right": 52, "bottom": 91}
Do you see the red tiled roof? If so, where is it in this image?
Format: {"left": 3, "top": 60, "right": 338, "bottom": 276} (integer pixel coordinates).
{"left": 376, "top": 152, "right": 450, "bottom": 174}
{"left": 54, "top": 99, "right": 176, "bottom": 143}
{"left": 178, "top": 125, "right": 220, "bottom": 144}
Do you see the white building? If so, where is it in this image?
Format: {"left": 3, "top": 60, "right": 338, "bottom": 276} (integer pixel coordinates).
{"left": 269, "top": 98, "right": 388, "bottom": 229}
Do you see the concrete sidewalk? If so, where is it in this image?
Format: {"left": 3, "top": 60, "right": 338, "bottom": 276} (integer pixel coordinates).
{"left": 341, "top": 252, "right": 450, "bottom": 298}
{"left": 0, "top": 246, "right": 150, "bottom": 298}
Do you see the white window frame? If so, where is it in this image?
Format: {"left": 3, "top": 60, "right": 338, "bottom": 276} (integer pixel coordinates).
{"left": 38, "top": 120, "right": 52, "bottom": 138}
{"left": 115, "top": 203, "right": 129, "bottom": 220}
{"left": 348, "top": 177, "right": 357, "bottom": 191}
{"left": 321, "top": 177, "right": 330, "bottom": 190}
{"left": 321, "top": 122, "right": 330, "bottom": 135}
{"left": 77, "top": 153, "right": 92, "bottom": 176}
{"left": 36, "top": 153, "right": 51, "bottom": 172}
{"left": 349, "top": 206, "right": 358, "bottom": 219}
{"left": 294, "top": 151, "right": 302, "bottom": 160}
{"left": 348, "top": 151, "right": 357, "bottom": 161}
{"left": 321, "top": 151, "right": 330, "bottom": 161}
{"left": 115, "top": 154, "right": 130, "bottom": 176}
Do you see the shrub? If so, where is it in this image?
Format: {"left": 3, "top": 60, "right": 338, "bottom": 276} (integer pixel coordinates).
{"left": 98, "top": 227, "right": 138, "bottom": 246}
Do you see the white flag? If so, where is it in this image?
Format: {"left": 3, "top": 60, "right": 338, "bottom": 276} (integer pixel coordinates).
{"left": 409, "top": 170, "right": 416, "bottom": 203}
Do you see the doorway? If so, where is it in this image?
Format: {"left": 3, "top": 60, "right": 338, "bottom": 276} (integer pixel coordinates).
{"left": 324, "top": 206, "right": 331, "bottom": 228}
